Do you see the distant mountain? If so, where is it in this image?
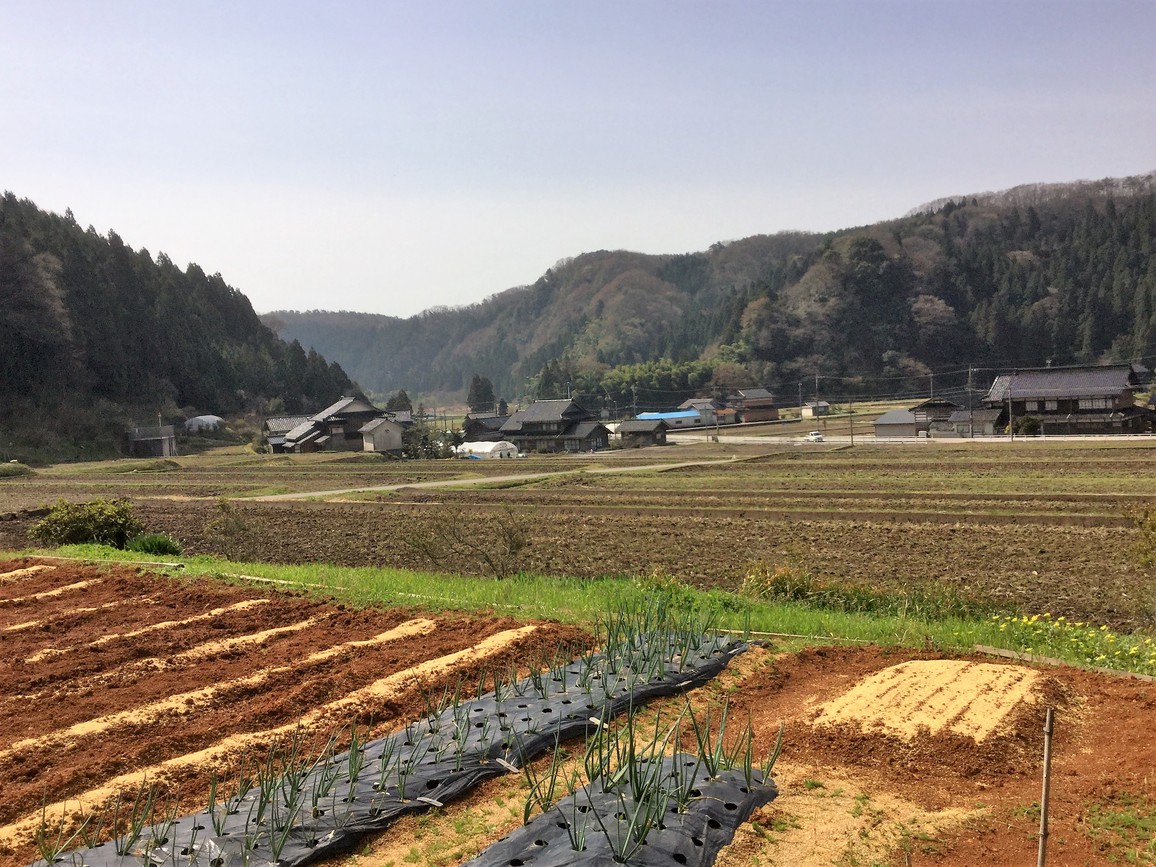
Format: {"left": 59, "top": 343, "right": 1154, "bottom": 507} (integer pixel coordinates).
{"left": 264, "top": 232, "right": 825, "bottom": 401}
{"left": 908, "top": 170, "right": 1156, "bottom": 216}
{"left": 266, "top": 172, "right": 1156, "bottom": 409}
{"left": 0, "top": 192, "right": 354, "bottom": 461}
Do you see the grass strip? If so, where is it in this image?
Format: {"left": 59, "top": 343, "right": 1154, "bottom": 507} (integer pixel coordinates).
{"left": 8, "top": 545, "right": 1156, "bottom": 677}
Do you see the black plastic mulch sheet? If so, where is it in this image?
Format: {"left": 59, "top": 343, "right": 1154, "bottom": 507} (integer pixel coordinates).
{"left": 463, "top": 757, "right": 777, "bottom": 867}
{"left": 37, "top": 635, "right": 749, "bottom": 867}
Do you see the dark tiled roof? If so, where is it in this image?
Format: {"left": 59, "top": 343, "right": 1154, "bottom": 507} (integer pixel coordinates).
{"left": 312, "top": 395, "right": 382, "bottom": 421}
{"left": 516, "top": 399, "right": 587, "bottom": 423}
{"left": 911, "top": 398, "right": 960, "bottom": 411}
{"left": 947, "top": 409, "right": 1002, "bottom": 423}
{"left": 567, "top": 421, "right": 608, "bottom": 439}
{"left": 873, "top": 409, "right": 916, "bottom": 425}
{"left": 468, "top": 415, "right": 510, "bottom": 431}
{"left": 264, "top": 415, "right": 312, "bottom": 435}
{"left": 737, "top": 387, "right": 775, "bottom": 400}
{"left": 985, "top": 366, "right": 1135, "bottom": 402}
{"left": 618, "top": 419, "right": 667, "bottom": 433}
{"left": 501, "top": 400, "right": 591, "bottom": 433}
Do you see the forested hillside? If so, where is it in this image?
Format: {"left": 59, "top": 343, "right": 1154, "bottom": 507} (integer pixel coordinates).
{"left": 0, "top": 192, "right": 353, "bottom": 461}
{"left": 266, "top": 173, "right": 1156, "bottom": 410}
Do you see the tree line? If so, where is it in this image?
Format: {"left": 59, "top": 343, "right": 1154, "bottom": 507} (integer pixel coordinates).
{"left": 0, "top": 192, "right": 354, "bottom": 459}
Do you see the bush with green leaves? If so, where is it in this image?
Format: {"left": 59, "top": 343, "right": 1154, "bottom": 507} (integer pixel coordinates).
{"left": 126, "top": 532, "right": 184, "bottom": 556}
{"left": 29, "top": 499, "right": 144, "bottom": 548}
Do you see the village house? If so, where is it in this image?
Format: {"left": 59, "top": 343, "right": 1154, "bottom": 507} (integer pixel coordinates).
{"left": 727, "top": 387, "right": 779, "bottom": 422}
{"left": 499, "top": 399, "right": 610, "bottom": 453}
{"left": 635, "top": 409, "right": 703, "bottom": 428}
{"left": 262, "top": 415, "right": 312, "bottom": 453}
{"left": 461, "top": 412, "right": 512, "bottom": 442}
{"left": 801, "top": 400, "right": 830, "bottom": 418}
{"left": 983, "top": 364, "right": 1150, "bottom": 435}
{"left": 677, "top": 398, "right": 737, "bottom": 426}
{"left": 943, "top": 408, "right": 1003, "bottom": 438}
{"left": 282, "top": 395, "right": 390, "bottom": 453}
{"left": 873, "top": 397, "right": 961, "bottom": 438}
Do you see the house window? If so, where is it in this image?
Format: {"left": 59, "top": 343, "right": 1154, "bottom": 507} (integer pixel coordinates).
{"left": 1078, "top": 397, "right": 1109, "bottom": 410}
{"left": 1044, "top": 400, "right": 1058, "bottom": 411}
{"left": 1025, "top": 400, "right": 1039, "bottom": 412}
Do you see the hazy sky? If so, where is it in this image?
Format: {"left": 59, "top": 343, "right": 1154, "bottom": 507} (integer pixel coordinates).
{"left": 3, "top": 1, "right": 1153, "bottom": 318}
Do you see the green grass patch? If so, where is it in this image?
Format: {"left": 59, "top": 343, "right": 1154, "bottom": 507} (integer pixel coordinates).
{"left": 11, "top": 544, "right": 1154, "bottom": 678}
{"left": 987, "top": 613, "right": 1156, "bottom": 676}
{"left": 1084, "top": 791, "right": 1156, "bottom": 863}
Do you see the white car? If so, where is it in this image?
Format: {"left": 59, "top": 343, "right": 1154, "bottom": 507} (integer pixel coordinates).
{"left": 804, "top": 431, "right": 824, "bottom": 442}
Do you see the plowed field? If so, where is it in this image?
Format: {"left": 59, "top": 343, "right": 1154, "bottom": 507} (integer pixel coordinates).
{"left": 2, "top": 442, "right": 1153, "bottom": 627}
{"left": 0, "top": 558, "right": 587, "bottom": 867}
{"left": 2, "top": 558, "right": 1153, "bottom": 866}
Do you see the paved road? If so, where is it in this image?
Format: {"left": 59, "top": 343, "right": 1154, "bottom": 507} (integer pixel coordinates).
{"left": 669, "top": 433, "right": 1156, "bottom": 445}
{"left": 246, "top": 455, "right": 741, "bottom": 502}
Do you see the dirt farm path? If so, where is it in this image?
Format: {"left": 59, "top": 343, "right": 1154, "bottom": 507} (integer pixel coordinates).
{"left": 1, "top": 558, "right": 1153, "bottom": 866}
{"left": 244, "top": 456, "right": 741, "bottom": 501}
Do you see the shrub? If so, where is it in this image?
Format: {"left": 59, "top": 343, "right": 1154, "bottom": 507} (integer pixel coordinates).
{"left": 1131, "top": 504, "right": 1156, "bottom": 570}
{"left": 29, "top": 498, "right": 144, "bottom": 548}
{"left": 0, "top": 462, "right": 34, "bottom": 478}
{"left": 741, "top": 559, "right": 998, "bottom": 620}
{"left": 126, "top": 532, "right": 184, "bottom": 556}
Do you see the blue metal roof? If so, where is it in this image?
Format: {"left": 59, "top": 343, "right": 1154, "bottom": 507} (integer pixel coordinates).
{"left": 637, "top": 410, "right": 699, "bottom": 420}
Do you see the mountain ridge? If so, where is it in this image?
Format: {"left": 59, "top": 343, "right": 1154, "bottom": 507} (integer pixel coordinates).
{"left": 264, "top": 172, "right": 1156, "bottom": 406}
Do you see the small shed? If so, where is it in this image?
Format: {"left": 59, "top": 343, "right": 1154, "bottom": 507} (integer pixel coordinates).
{"left": 127, "top": 425, "right": 178, "bottom": 457}
{"left": 873, "top": 409, "right": 917, "bottom": 438}
{"left": 802, "top": 401, "right": 830, "bottom": 418}
{"left": 616, "top": 418, "right": 668, "bottom": 447}
{"left": 942, "top": 408, "right": 1003, "bottom": 438}
{"left": 360, "top": 416, "right": 405, "bottom": 454}
{"left": 455, "top": 440, "right": 519, "bottom": 459}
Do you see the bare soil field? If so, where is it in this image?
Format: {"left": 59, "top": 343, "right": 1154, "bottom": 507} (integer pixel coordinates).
{"left": 4, "top": 559, "right": 1152, "bottom": 867}
{"left": 2, "top": 443, "right": 1154, "bottom": 627}
{"left": 0, "top": 558, "right": 587, "bottom": 867}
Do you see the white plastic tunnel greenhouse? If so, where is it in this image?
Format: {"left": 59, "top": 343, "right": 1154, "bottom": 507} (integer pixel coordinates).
{"left": 454, "top": 440, "right": 519, "bottom": 459}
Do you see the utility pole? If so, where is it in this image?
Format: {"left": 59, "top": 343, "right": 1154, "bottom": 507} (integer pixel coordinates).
{"left": 968, "top": 366, "right": 975, "bottom": 439}
{"left": 631, "top": 384, "right": 638, "bottom": 419}
{"left": 848, "top": 396, "right": 854, "bottom": 446}
{"left": 929, "top": 372, "right": 935, "bottom": 398}
{"left": 798, "top": 381, "right": 803, "bottom": 411}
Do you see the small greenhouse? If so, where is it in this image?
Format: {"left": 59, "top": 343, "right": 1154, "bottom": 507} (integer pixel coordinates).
{"left": 454, "top": 440, "right": 519, "bottom": 459}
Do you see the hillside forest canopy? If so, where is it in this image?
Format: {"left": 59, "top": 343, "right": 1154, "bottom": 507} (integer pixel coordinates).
{"left": 266, "top": 176, "right": 1156, "bottom": 412}
{"left": 0, "top": 192, "right": 354, "bottom": 461}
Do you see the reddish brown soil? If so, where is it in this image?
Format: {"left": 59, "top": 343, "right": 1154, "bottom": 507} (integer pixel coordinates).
{"left": 717, "top": 644, "right": 1156, "bottom": 866}
{"left": 0, "top": 558, "right": 588, "bottom": 867}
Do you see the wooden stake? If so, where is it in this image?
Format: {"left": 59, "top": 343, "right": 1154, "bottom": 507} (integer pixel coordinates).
{"left": 1037, "top": 706, "right": 1055, "bottom": 867}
